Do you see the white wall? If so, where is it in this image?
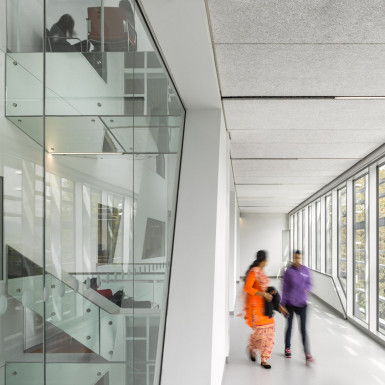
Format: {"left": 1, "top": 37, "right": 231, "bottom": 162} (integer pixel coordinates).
{"left": 311, "top": 271, "right": 346, "bottom": 317}
{"left": 210, "top": 115, "right": 229, "bottom": 384}
{"left": 228, "top": 191, "right": 238, "bottom": 313}
{"left": 240, "top": 213, "right": 289, "bottom": 277}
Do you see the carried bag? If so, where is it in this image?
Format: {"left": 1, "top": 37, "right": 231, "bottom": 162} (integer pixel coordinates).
{"left": 108, "top": 290, "right": 124, "bottom": 307}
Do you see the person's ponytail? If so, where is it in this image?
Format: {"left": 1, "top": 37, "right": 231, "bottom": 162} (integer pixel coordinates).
{"left": 244, "top": 250, "right": 267, "bottom": 280}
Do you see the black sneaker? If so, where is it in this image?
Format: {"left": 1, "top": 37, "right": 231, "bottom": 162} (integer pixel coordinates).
{"left": 285, "top": 348, "right": 292, "bottom": 358}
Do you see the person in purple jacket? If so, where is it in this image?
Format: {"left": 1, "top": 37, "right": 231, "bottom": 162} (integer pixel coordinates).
{"left": 281, "top": 250, "right": 314, "bottom": 364}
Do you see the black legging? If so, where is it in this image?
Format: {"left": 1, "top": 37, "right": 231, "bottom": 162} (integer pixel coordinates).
{"left": 285, "top": 305, "right": 310, "bottom": 355}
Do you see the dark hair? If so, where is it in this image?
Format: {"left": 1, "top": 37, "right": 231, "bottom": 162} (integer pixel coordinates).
{"left": 119, "top": 0, "right": 135, "bottom": 25}
{"left": 294, "top": 250, "right": 301, "bottom": 255}
{"left": 90, "top": 277, "right": 98, "bottom": 290}
{"left": 244, "top": 250, "right": 267, "bottom": 278}
{"left": 57, "top": 14, "right": 74, "bottom": 36}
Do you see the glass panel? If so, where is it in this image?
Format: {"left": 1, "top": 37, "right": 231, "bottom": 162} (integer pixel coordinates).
{"left": 378, "top": 165, "right": 385, "bottom": 334}
{"left": 316, "top": 200, "right": 321, "bottom": 271}
{"left": 4, "top": 0, "right": 45, "bottom": 383}
{"left": 308, "top": 204, "right": 312, "bottom": 269}
{"left": 7, "top": 363, "right": 125, "bottom": 385}
{"left": 354, "top": 175, "right": 369, "bottom": 324}
{"left": 338, "top": 187, "right": 347, "bottom": 292}
{"left": 325, "top": 194, "right": 332, "bottom": 275}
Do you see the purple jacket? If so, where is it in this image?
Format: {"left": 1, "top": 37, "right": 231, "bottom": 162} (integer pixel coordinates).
{"left": 281, "top": 264, "right": 311, "bottom": 307}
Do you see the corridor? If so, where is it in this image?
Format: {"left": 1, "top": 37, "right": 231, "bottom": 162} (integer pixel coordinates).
{"left": 223, "top": 281, "right": 385, "bottom": 385}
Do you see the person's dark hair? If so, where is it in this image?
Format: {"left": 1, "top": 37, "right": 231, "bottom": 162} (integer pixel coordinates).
{"left": 119, "top": 0, "right": 135, "bottom": 26}
{"left": 244, "top": 250, "right": 267, "bottom": 279}
{"left": 294, "top": 250, "right": 301, "bottom": 255}
{"left": 57, "top": 14, "right": 74, "bottom": 37}
{"left": 90, "top": 277, "right": 98, "bottom": 290}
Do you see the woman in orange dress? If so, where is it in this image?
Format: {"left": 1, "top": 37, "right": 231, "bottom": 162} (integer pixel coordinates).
{"left": 244, "top": 250, "right": 277, "bottom": 369}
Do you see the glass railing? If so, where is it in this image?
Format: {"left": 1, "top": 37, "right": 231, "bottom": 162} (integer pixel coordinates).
{"left": 6, "top": 363, "right": 125, "bottom": 385}
{"left": 7, "top": 248, "right": 163, "bottom": 382}
{"left": 6, "top": 51, "right": 183, "bottom": 118}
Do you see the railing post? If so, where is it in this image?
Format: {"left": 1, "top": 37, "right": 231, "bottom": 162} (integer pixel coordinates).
{"left": 101, "top": 0, "right": 104, "bottom": 52}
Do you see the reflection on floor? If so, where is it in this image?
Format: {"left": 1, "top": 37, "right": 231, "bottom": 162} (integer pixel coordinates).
{"left": 223, "top": 280, "right": 385, "bottom": 385}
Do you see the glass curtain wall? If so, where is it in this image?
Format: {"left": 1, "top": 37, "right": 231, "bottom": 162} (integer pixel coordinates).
{"left": 353, "top": 175, "right": 369, "bottom": 323}
{"left": 378, "top": 165, "right": 385, "bottom": 334}
{"left": 316, "top": 200, "right": 321, "bottom": 271}
{"left": 325, "top": 194, "right": 332, "bottom": 275}
{"left": 4, "top": 1, "right": 185, "bottom": 384}
{"left": 338, "top": 186, "right": 347, "bottom": 292}
{"left": 308, "top": 204, "right": 312, "bottom": 269}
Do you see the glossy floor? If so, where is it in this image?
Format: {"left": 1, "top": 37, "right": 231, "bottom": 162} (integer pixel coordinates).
{"left": 223, "top": 281, "right": 385, "bottom": 385}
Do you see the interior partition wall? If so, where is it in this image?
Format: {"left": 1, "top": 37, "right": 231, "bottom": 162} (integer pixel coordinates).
{"left": 3, "top": 1, "right": 185, "bottom": 384}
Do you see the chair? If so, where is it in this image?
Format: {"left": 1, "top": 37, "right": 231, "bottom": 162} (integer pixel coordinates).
{"left": 87, "top": 6, "right": 137, "bottom": 52}
{"left": 46, "top": 28, "right": 89, "bottom": 52}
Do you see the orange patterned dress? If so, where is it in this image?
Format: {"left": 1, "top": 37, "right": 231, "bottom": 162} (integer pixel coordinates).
{"left": 244, "top": 267, "right": 275, "bottom": 360}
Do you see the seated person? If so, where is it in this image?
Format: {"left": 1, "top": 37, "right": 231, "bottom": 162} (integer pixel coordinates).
{"left": 89, "top": 277, "right": 113, "bottom": 298}
{"left": 49, "top": 14, "right": 88, "bottom": 52}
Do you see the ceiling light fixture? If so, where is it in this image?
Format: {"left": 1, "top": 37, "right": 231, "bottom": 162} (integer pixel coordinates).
{"left": 50, "top": 152, "right": 123, "bottom": 155}
{"left": 334, "top": 96, "right": 385, "bottom": 100}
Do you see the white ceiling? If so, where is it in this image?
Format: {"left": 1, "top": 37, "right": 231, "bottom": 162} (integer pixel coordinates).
{"left": 207, "top": 0, "right": 385, "bottom": 213}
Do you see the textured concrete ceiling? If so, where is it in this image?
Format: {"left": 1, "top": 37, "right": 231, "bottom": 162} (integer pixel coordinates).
{"left": 207, "top": 0, "right": 385, "bottom": 213}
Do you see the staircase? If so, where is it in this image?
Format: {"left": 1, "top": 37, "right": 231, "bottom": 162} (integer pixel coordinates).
{"left": 7, "top": 245, "right": 125, "bottom": 362}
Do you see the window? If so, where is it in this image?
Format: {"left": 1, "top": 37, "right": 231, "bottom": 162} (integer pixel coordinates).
{"left": 353, "top": 174, "right": 369, "bottom": 323}
{"left": 98, "top": 203, "right": 123, "bottom": 264}
{"left": 325, "top": 194, "right": 333, "bottom": 275}
{"left": 316, "top": 200, "right": 321, "bottom": 271}
{"left": 338, "top": 186, "right": 347, "bottom": 292}
{"left": 308, "top": 205, "right": 312, "bottom": 269}
{"left": 378, "top": 164, "right": 385, "bottom": 334}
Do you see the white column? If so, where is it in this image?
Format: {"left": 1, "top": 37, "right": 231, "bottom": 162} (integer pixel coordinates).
{"left": 332, "top": 189, "right": 338, "bottom": 277}
{"left": 75, "top": 181, "right": 83, "bottom": 274}
{"left": 369, "top": 164, "right": 378, "bottom": 333}
{"left": 161, "top": 109, "right": 228, "bottom": 385}
{"left": 311, "top": 203, "right": 316, "bottom": 269}
{"left": 346, "top": 179, "right": 354, "bottom": 317}
{"left": 320, "top": 196, "right": 326, "bottom": 273}
{"left": 0, "top": 0, "right": 6, "bottom": 52}
{"left": 228, "top": 191, "right": 237, "bottom": 314}
{"left": 303, "top": 206, "right": 308, "bottom": 266}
